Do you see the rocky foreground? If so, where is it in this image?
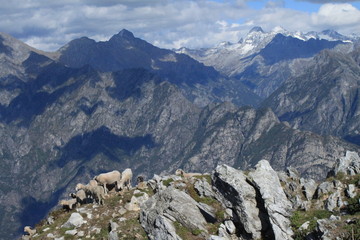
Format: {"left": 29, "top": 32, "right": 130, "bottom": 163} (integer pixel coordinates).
{"left": 21, "top": 151, "right": 360, "bottom": 240}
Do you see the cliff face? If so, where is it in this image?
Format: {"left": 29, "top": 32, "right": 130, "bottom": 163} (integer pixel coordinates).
{"left": 263, "top": 47, "right": 360, "bottom": 144}
{"left": 20, "top": 152, "right": 360, "bottom": 240}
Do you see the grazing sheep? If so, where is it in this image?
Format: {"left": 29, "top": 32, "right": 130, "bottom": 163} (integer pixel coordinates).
{"left": 24, "top": 226, "right": 36, "bottom": 236}
{"left": 91, "top": 185, "right": 105, "bottom": 205}
{"left": 175, "top": 169, "right": 202, "bottom": 178}
{"left": 118, "top": 168, "right": 133, "bottom": 191}
{"left": 59, "top": 198, "right": 77, "bottom": 210}
{"left": 70, "top": 189, "right": 87, "bottom": 205}
{"left": 137, "top": 176, "right": 145, "bottom": 183}
{"left": 136, "top": 175, "right": 147, "bottom": 190}
{"left": 94, "top": 170, "right": 121, "bottom": 194}
{"left": 88, "top": 179, "right": 98, "bottom": 187}
{"left": 76, "top": 183, "right": 105, "bottom": 205}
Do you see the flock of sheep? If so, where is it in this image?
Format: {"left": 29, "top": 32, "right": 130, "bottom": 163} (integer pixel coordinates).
{"left": 59, "top": 168, "right": 133, "bottom": 210}
{"left": 22, "top": 168, "right": 200, "bottom": 237}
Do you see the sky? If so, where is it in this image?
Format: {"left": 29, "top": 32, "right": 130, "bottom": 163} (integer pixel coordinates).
{"left": 1, "top": 0, "right": 360, "bottom": 51}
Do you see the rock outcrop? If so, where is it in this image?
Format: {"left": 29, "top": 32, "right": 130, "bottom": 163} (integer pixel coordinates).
{"left": 248, "top": 160, "right": 294, "bottom": 240}
{"left": 20, "top": 154, "right": 360, "bottom": 240}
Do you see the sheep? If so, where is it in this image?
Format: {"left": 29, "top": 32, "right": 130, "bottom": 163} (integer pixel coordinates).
{"left": 23, "top": 226, "right": 36, "bottom": 236}
{"left": 76, "top": 183, "right": 105, "bottom": 205}
{"left": 136, "top": 175, "right": 147, "bottom": 190}
{"left": 94, "top": 170, "right": 121, "bottom": 194}
{"left": 70, "top": 189, "right": 87, "bottom": 205}
{"left": 88, "top": 179, "right": 98, "bottom": 187}
{"left": 90, "top": 185, "right": 105, "bottom": 205}
{"left": 117, "top": 168, "right": 133, "bottom": 191}
{"left": 59, "top": 198, "right": 77, "bottom": 210}
{"left": 175, "top": 169, "right": 202, "bottom": 178}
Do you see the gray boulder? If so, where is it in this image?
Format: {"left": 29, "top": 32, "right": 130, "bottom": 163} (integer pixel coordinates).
{"left": 325, "top": 190, "right": 343, "bottom": 212}
{"left": 346, "top": 184, "right": 357, "bottom": 198}
{"left": 315, "top": 181, "right": 335, "bottom": 199}
{"left": 286, "top": 167, "right": 300, "bottom": 181}
{"left": 194, "top": 177, "right": 215, "bottom": 198}
{"left": 300, "top": 178, "right": 317, "bottom": 201}
{"left": 330, "top": 151, "right": 360, "bottom": 176}
{"left": 140, "top": 187, "right": 207, "bottom": 240}
{"left": 61, "top": 212, "right": 86, "bottom": 229}
{"left": 248, "top": 160, "right": 294, "bottom": 240}
{"left": 212, "top": 164, "right": 262, "bottom": 239}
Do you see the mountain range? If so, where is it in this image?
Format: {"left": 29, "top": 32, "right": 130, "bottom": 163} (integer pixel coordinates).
{"left": 0, "top": 27, "right": 359, "bottom": 239}
{"left": 177, "top": 27, "right": 357, "bottom": 98}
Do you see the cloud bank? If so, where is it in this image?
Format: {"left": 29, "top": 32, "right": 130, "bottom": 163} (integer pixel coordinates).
{"left": 0, "top": 0, "right": 359, "bottom": 51}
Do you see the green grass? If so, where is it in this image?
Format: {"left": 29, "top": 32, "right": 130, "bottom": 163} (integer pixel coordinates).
{"left": 291, "top": 209, "right": 332, "bottom": 232}
{"left": 346, "top": 195, "right": 360, "bottom": 215}
{"left": 162, "top": 178, "right": 174, "bottom": 187}
{"left": 173, "top": 221, "right": 203, "bottom": 240}
{"left": 194, "top": 174, "right": 212, "bottom": 185}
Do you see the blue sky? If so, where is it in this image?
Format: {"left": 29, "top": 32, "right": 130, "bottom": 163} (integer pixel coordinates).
{"left": 0, "top": 0, "right": 359, "bottom": 51}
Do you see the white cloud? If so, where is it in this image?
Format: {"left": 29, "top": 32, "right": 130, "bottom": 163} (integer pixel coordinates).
{"left": 0, "top": 0, "right": 359, "bottom": 51}
{"left": 311, "top": 3, "right": 360, "bottom": 26}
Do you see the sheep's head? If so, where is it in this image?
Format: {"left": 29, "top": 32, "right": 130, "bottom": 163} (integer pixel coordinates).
{"left": 175, "top": 169, "right": 184, "bottom": 176}
{"left": 137, "top": 176, "right": 144, "bottom": 183}
{"left": 75, "top": 183, "right": 83, "bottom": 191}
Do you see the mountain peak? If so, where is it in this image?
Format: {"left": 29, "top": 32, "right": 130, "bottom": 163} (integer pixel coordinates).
{"left": 249, "top": 26, "right": 264, "bottom": 33}
{"left": 115, "top": 29, "right": 135, "bottom": 39}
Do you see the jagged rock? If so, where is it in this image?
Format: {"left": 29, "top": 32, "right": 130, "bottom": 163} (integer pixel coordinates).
{"left": 299, "top": 200, "right": 311, "bottom": 212}
{"left": 224, "top": 220, "right": 236, "bottom": 235}
{"left": 217, "top": 223, "right": 233, "bottom": 240}
{"left": 46, "top": 233, "right": 55, "bottom": 238}
{"left": 47, "top": 216, "right": 55, "bottom": 225}
{"left": 212, "top": 164, "right": 262, "bottom": 239}
{"left": 325, "top": 190, "right": 343, "bottom": 211}
{"left": 109, "top": 231, "right": 119, "bottom": 240}
{"left": 64, "top": 229, "right": 77, "bottom": 235}
{"left": 61, "top": 212, "right": 86, "bottom": 228}
{"left": 197, "top": 202, "right": 217, "bottom": 223}
{"left": 125, "top": 191, "right": 149, "bottom": 211}
{"left": 315, "top": 181, "right": 335, "bottom": 199}
{"left": 300, "top": 178, "right": 317, "bottom": 201}
{"left": 140, "top": 187, "right": 207, "bottom": 239}
{"left": 330, "top": 151, "right": 360, "bottom": 176}
{"left": 54, "top": 237, "right": 64, "bottom": 240}
{"left": 346, "top": 184, "right": 357, "bottom": 198}
{"left": 316, "top": 219, "right": 337, "bottom": 240}
{"left": 194, "top": 178, "right": 215, "bottom": 198}
{"left": 154, "top": 216, "right": 180, "bottom": 240}
{"left": 299, "top": 221, "right": 310, "bottom": 231}
{"left": 109, "top": 220, "right": 119, "bottom": 231}
{"left": 248, "top": 160, "right": 294, "bottom": 240}
{"left": 290, "top": 195, "right": 304, "bottom": 210}
{"left": 208, "top": 235, "right": 227, "bottom": 240}
{"left": 286, "top": 167, "right": 300, "bottom": 181}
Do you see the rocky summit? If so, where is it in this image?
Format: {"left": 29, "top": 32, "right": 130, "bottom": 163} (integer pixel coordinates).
{"left": 20, "top": 152, "right": 360, "bottom": 240}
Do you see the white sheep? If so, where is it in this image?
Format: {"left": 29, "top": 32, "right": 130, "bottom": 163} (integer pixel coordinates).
{"left": 118, "top": 168, "right": 133, "bottom": 191}
{"left": 59, "top": 198, "right": 77, "bottom": 210}
{"left": 70, "top": 189, "right": 87, "bottom": 205}
{"left": 94, "top": 170, "right": 121, "bottom": 194}
{"left": 90, "top": 185, "right": 105, "bottom": 205}
{"left": 88, "top": 179, "right": 98, "bottom": 187}
{"left": 76, "top": 183, "right": 105, "bottom": 205}
{"left": 175, "top": 169, "right": 202, "bottom": 178}
{"left": 136, "top": 175, "right": 147, "bottom": 190}
{"left": 23, "top": 226, "right": 36, "bottom": 236}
